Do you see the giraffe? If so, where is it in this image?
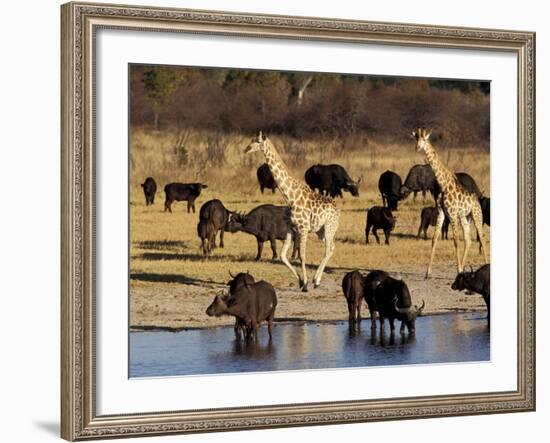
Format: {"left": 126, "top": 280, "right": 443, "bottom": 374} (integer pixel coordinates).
{"left": 412, "top": 128, "right": 488, "bottom": 278}
{"left": 244, "top": 131, "right": 340, "bottom": 291}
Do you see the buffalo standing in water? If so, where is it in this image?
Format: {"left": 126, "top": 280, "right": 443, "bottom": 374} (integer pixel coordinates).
{"left": 206, "top": 279, "right": 277, "bottom": 342}
{"left": 374, "top": 276, "right": 425, "bottom": 335}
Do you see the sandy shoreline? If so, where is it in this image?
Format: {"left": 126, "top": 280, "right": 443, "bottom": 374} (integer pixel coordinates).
{"left": 130, "top": 264, "right": 488, "bottom": 331}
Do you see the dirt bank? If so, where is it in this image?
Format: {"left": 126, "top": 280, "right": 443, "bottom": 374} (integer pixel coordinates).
{"left": 130, "top": 264, "right": 487, "bottom": 331}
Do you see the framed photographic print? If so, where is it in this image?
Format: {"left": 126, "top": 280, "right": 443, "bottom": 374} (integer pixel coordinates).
{"left": 61, "top": 1, "right": 536, "bottom": 440}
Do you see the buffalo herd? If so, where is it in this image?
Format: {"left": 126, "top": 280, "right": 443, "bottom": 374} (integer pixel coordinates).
{"left": 140, "top": 160, "right": 490, "bottom": 342}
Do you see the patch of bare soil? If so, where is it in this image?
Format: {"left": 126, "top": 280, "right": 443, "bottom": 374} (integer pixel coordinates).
{"left": 130, "top": 264, "right": 487, "bottom": 330}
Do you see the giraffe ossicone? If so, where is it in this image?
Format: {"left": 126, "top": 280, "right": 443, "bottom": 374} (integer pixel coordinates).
{"left": 245, "top": 131, "right": 340, "bottom": 291}
{"left": 413, "top": 127, "right": 488, "bottom": 278}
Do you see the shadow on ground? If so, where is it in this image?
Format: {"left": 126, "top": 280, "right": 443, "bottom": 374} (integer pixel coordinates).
{"left": 130, "top": 272, "right": 221, "bottom": 286}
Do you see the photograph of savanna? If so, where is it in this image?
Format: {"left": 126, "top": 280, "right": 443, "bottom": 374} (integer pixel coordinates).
{"left": 129, "top": 64, "right": 491, "bottom": 378}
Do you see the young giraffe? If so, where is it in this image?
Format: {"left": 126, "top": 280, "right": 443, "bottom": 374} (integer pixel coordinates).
{"left": 412, "top": 128, "right": 488, "bottom": 278}
{"left": 244, "top": 131, "right": 340, "bottom": 291}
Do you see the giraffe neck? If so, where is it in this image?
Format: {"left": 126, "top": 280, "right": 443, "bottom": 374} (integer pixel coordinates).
{"left": 261, "top": 139, "right": 298, "bottom": 205}
{"left": 423, "top": 142, "right": 455, "bottom": 193}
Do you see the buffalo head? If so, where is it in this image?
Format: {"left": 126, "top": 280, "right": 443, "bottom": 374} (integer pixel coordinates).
{"left": 345, "top": 175, "right": 362, "bottom": 197}
{"left": 383, "top": 210, "right": 397, "bottom": 230}
{"left": 393, "top": 299, "right": 425, "bottom": 334}
{"left": 206, "top": 292, "right": 230, "bottom": 317}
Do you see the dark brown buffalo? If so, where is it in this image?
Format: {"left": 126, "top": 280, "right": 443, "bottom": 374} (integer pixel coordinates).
{"left": 451, "top": 264, "right": 490, "bottom": 322}
{"left": 342, "top": 271, "right": 365, "bottom": 327}
{"left": 342, "top": 270, "right": 390, "bottom": 331}
{"left": 374, "top": 276, "right": 425, "bottom": 335}
{"left": 206, "top": 280, "right": 277, "bottom": 342}
{"left": 401, "top": 164, "right": 439, "bottom": 203}
{"left": 378, "top": 170, "right": 406, "bottom": 210}
{"left": 256, "top": 163, "right": 277, "bottom": 194}
{"left": 365, "top": 206, "right": 396, "bottom": 245}
{"left": 479, "top": 196, "right": 490, "bottom": 226}
{"left": 363, "top": 270, "right": 391, "bottom": 329}
{"left": 305, "top": 164, "right": 361, "bottom": 198}
{"left": 225, "top": 271, "right": 256, "bottom": 339}
{"left": 164, "top": 182, "right": 207, "bottom": 213}
{"left": 197, "top": 199, "right": 231, "bottom": 256}
{"left": 141, "top": 177, "right": 157, "bottom": 206}
{"left": 417, "top": 206, "right": 450, "bottom": 240}
{"left": 225, "top": 204, "right": 299, "bottom": 261}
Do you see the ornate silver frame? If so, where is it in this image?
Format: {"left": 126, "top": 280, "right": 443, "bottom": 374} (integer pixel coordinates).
{"left": 61, "top": 2, "right": 536, "bottom": 440}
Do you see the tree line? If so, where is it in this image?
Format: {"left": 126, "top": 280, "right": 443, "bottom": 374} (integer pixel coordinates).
{"left": 130, "top": 65, "right": 490, "bottom": 148}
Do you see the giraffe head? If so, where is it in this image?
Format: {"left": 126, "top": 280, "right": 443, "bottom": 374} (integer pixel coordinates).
{"left": 244, "top": 131, "right": 266, "bottom": 154}
{"left": 411, "top": 128, "right": 432, "bottom": 152}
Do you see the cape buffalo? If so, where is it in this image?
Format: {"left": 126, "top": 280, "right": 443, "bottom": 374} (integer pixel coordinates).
{"left": 342, "top": 269, "right": 390, "bottom": 331}
{"left": 378, "top": 170, "right": 406, "bottom": 210}
{"left": 206, "top": 280, "right": 277, "bottom": 342}
{"left": 365, "top": 206, "right": 396, "bottom": 245}
{"left": 256, "top": 163, "right": 277, "bottom": 194}
{"left": 197, "top": 199, "right": 231, "bottom": 256}
{"left": 451, "top": 264, "right": 490, "bottom": 321}
{"left": 479, "top": 196, "right": 490, "bottom": 226}
{"left": 418, "top": 206, "right": 450, "bottom": 240}
{"left": 363, "top": 270, "right": 391, "bottom": 326}
{"left": 225, "top": 204, "right": 299, "bottom": 261}
{"left": 454, "top": 172, "right": 482, "bottom": 198}
{"left": 141, "top": 177, "right": 157, "bottom": 206}
{"left": 305, "top": 164, "right": 361, "bottom": 198}
{"left": 164, "top": 182, "right": 207, "bottom": 213}
{"left": 342, "top": 271, "right": 365, "bottom": 327}
{"left": 226, "top": 271, "right": 256, "bottom": 339}
{"left": 401, "top": 164, "right": 439, "bottom": 203}
{"left": 374, "top": 276, "right": 425, "bottom": 334}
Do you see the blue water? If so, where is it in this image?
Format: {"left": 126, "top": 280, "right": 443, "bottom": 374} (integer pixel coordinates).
{"left": 129, "top": 313, "right": 490, "bottom": 378}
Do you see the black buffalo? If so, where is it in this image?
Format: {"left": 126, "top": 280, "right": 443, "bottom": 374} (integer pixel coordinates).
{"left": 342, "top": 270, "right": 390, "bottom": 331}
{"left": 197, "top": 199, "right": 231, "bottom": 256}
{"left": 451, "top": 264, "right": 490, "bottom": 321}
{"left": 206, "top": 280, "right": 277, "bottom": 342}
{"left": 365, "top": 206, "right": 396, "bottom": 245}
{"left": 363, "top": 270, "right": 391, "bottom": 321}
{"left": 378, "top": 170, "right": 406, "bottom": 210}
{"left": 227, "top": 271, "right": 255, "bottom": 294}
{"left": 454, "top": 172, "right": 482, "bottom": 198}
{"left": 164, "top": 182, "right": 208, "bottom": 213}
{"left": 476, "top": 196, "right": 490, "bottom": 253}
{"left": 225, "top": 204, "right": 300, "bottom": 261}
{"left": 226, "top": 271, "right": 256, "bottom": 339}
{"left": 305, "top": 164, "right": 361, "bottom": 198}
{"left": 479, "top": 196, "right": 490, "bottom": 226}
{"left": 417, "top": 206, "right": 450, "bottom": 240}
{"left": 141, "top": 177, "right": 157, "bottom": 206}
{"left": 342, "top": 271, "right": 365, "bottom": 327}
{"left": 374, "top": 276, "right": 425, "bottom": 334}
{"left": 256, "top": 163, "right": 277, "bottom": 194}
{"left": 401, "top": 164, "right": 439, "bottom": 202}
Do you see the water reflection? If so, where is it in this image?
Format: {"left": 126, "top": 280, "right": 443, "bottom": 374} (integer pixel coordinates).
{"left": 130, "top": 313, "right": 490, "bottom": 378}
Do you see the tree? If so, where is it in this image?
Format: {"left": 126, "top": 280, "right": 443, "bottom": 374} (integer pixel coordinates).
{"left": 288, "top": 73, "right": 314, "bottom": 106}
{"left": 141, "top": 67, "right": 185, "bottom": 130}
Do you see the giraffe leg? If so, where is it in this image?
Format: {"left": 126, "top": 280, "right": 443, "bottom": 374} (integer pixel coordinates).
{"left": 298, "top": 233, "right": 309, "bottom": 292}
{"left": 450, "top": 219, "right": 462, "bottom": 274}
{"left": 313, "top": 220, "right": 338, "bottom": 288}
{"left": 472, "top": 204, "right": 489, "bottom": 264}
{"left": 280, "top": 232, "right": 301, "bottom": 285}
{"left": 459, "top": 216, "right": 472, "bottom": 271}
{"left": 426, "top": 208, "right": 445, "bottom": 279}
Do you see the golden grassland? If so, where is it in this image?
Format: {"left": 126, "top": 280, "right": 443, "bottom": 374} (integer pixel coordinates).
{"left": 129, "top": 128, "right": 490, "bottom": 329}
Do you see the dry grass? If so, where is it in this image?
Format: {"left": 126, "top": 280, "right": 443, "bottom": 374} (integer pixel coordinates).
{"left": 129, "top": 128, "right": 490, "bottom": 327}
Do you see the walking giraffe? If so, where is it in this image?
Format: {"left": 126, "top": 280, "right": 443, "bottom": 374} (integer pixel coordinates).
{"left": 412, "top": 128, "right": 488, "bottom": 278}
{"left": 244, "top": 131, "right": 340, "bottom": 291}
